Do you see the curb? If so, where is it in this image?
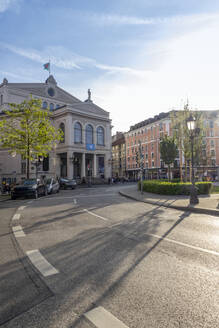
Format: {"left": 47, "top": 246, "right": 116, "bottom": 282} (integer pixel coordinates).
{"left": 119, "top": 191, "right": 219, "bottom": 217}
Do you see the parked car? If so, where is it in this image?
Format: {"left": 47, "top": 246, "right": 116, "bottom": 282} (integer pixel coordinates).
{"left": 46, "top": 178, "right": 60, "bottom": 194}
{"left": 59, "top": 178, "right": 77, "bottom": 190}
{"left": 11, "top": 179, "right": 47, "bottom": 200}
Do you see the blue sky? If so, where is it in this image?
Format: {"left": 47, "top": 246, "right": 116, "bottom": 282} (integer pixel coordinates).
{"left": 1, "top": 0, "right": 219, "bottom": 132}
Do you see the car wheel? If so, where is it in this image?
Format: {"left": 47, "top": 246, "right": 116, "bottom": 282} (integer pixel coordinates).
{"left": 11, "top": 195, "right": 16, "bottom": 200}
{"left": 57, "top": 188, "right": 59, "bottom": 193}
{"left": 34, "top": 191, "right": 38, "bottom": 199}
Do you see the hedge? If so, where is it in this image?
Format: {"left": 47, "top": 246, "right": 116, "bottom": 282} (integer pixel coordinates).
{"left": 138, "top": 180, "right": 212, "bottom": 195}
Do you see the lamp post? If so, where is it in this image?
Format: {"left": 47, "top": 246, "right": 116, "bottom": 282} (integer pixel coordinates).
{"left": 187, "top": 115, "right": 199, "bottom": 205}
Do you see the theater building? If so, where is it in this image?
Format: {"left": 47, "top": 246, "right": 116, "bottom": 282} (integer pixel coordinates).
{"left": 0, "top": 76, "right": 112, "bottom": 184}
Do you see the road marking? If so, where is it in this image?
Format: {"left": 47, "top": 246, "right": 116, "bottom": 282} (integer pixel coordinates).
{"left": 12, "top": 213, "right": 20, "bottom": 221}
{"left": 84, "top": 209, "right": 109, "bottom": 221}
{"left": 144, "top": 232, "right": 219, "bottom": 257}
{"left": 27, "top": 201, "right": 33, "bottom": 204}
{"left": 18, "top": 206, "right": 26, "bottom": 211}
{"left": 26, "top": 250, "right": 59, "bottom": 277}
{"left": 48, "top": 194, "right": 116, "bottom": 200}
{"left": 12, "top": 225, "right": 25, "bottom": 237}
{"left": 84, "top": 306, "right": 129, "bottom": 328}
{"left": 73, "top": 198, "right": 77, "bottom": 204}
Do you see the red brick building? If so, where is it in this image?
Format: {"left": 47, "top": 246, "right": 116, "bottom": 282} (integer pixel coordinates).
{"left": 125, "top": 110, "right": 219, "bottom": 181}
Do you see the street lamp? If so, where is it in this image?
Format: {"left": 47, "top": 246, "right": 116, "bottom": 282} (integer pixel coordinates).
{"left": 187, "top": 114, "right": 199, "bottom": 205}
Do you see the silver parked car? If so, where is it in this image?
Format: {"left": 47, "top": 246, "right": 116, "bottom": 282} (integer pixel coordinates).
{"left": 46, "top": 178, "right": 60, "bottom": 194}
{"left": 59, "top": 178, "right": 77, "bottom": 190}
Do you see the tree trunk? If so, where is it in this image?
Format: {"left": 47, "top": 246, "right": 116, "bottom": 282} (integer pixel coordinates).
{"left": 168, "top": 164, "right": 170, "bottom": 182}
{"left": 179, "top": 149, "right": 183, "bottom": 182}
{"left": 26, "top": 157, "right": 30, "bottom": 179}
{"left": 185, "top": 160, "right": 187, "bottom": 182}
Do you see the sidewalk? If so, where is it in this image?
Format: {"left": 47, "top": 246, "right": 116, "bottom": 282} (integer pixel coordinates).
{"left": 119, "top": 185, "right": 219, "bottom": 217}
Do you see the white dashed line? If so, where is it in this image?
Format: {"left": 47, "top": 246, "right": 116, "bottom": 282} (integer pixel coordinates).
{"left": 18, "top": 206, "right": 26, "bottom": 211}
{"left": 26, "top": 250, "right": 59, "bottom": 277}
{"left": 84, "top": 209, "right": 109, "bottom": 221}
{"left": 144, "top": 232, "right": 219, "bottom": 256}
{"left": 12, "top": 225, "right": 25, "bottom": 237}
{"left": 12, "top": 213, "right": 21, "bottom": 221}
{"left": 84, "top": 306, "right": 129, "bottom": 328}
{"left": 27, "top": 201, "right": 33, "bottom": 204}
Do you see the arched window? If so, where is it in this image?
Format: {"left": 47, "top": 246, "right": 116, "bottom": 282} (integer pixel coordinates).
{"left": 59, "top": 123, "right": 65, "bottom": 143}
{"left": 50, "top": 103, "right": 54, "bottom": 111}
{"left": 97, "top": 126, "right": 104, "bottom": 145}
{"left": 86, "top": 124, "right": 93, "bottom": 144}
{"left": 74, "top": 122, "right": 82, "bottom": 143}
{"left": 42, "top": 101, "right": 48, "bottom": 109}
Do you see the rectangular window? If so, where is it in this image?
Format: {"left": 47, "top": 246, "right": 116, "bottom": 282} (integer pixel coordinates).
{"left": 211, "top": 140, "right": 214, "bottom": 147}
{"left": 151, "top": 152, "right": 154, "bottom": 159}
{"left": 21, "top": 162, "right": 26, "bottom": 174}
{"left": 152, "top": 161, "right": 154, "bottom": 167}
{"left": 209, "top": 121, "right": 214, "bottom": 128}
{"left": 211, "top": 149, "right": 215, "bottom": 156}
{"left": 0, "top": 95, "right": 3, "bottom": 105}
{"left": 43, "top": 155, "right": 49, "bottom": 171}
{"left": 145, "top": 153, "right": 148, "bottom": 159}
{"left": 210, "top": 130, "right": 214, "bottom": 137}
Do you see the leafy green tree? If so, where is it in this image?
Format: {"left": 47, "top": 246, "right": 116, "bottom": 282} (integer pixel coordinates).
{"left": 0, "top": 97, "right": 63, "bottom": 179}
{"left": 160, "top": 136, "right": 178, "bottom": 181}
{"left": 171, "top": 105, "right": 206, "bottom": 182}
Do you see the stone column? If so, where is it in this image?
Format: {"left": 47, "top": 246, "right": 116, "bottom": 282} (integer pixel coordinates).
{"left": 81, "top": 152, "right": 86, "bottom": 178}
{"left": 93, "top": 154, "right": 97, "bottom": 177}
{"left": 67, "top": 151, "right": 74, "bottom": 179}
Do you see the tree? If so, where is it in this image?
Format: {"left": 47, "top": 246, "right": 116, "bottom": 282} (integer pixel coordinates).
{"left": 0, "top": 97, "right": 63, "bottom": 179}
{"left": 160, "top": 136, "right": 178, "bottom": 181}
{"left": 170, "top": 105, "right": 206, "bottom": 182}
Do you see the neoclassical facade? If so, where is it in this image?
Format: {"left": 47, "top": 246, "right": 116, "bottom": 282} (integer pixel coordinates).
{"left": 0, "top": 76, "right": 112, "bottom": 183}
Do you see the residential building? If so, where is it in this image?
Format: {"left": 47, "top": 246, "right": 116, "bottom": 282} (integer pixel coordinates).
{"left": 0, "top": 76, "right": 112, "bottom": 184}
{"left": 112, "top": 132, "right": 126, "bottom": 179}
{"left": 125, "top": 110, "right": 219, "bottom": 181}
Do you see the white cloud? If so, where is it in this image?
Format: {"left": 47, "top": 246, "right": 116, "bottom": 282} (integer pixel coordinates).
{"left": 1, "top": 42, "right": 151, "bottom": 77}
{"left": 0, "top": 0, "right": 19, "bottom": 13}
{"left": 89, "top": 21, "right": 219, "bottom": 132}
{"left": 89, "top": 12, "right": 219, "bottom": 27}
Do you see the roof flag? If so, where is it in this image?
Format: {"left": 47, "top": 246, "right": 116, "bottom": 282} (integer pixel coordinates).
{"left": 43, "top": 62, "right": 50, "bottom": 74}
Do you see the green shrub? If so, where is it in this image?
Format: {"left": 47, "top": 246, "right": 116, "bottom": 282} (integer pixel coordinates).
{"left": 138, "top": 180, "right": 212, "bottom": 195}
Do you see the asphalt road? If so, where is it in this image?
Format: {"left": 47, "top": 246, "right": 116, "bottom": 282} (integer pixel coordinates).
{"left": 0, "top": 184, "right": 218, "bottom": 328}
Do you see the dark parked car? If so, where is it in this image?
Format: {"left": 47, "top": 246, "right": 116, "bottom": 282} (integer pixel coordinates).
{"left": 59, "top": 178, "right": 77, "bottom": 190}
{"left": 11, "top": 179, "right": 47, "bottom": 200}
{"left": 46, "top": 178, "right": 60, "bottom": 194}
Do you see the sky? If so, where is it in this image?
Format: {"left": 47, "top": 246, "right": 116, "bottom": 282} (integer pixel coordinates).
{"left": 1, "top": 0, "right": 219, "bottom": 133}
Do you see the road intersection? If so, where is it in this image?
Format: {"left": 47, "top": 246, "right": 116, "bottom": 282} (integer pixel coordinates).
{"left": 0, "top": 184, "right": 218, "bottom": 327}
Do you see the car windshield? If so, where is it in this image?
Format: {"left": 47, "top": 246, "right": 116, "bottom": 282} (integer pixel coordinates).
{"left": 46, "top": 179, "right": 52, "bottom": 184}
{"left": 23, "top": 180, "right": 37, "bottom": 185}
